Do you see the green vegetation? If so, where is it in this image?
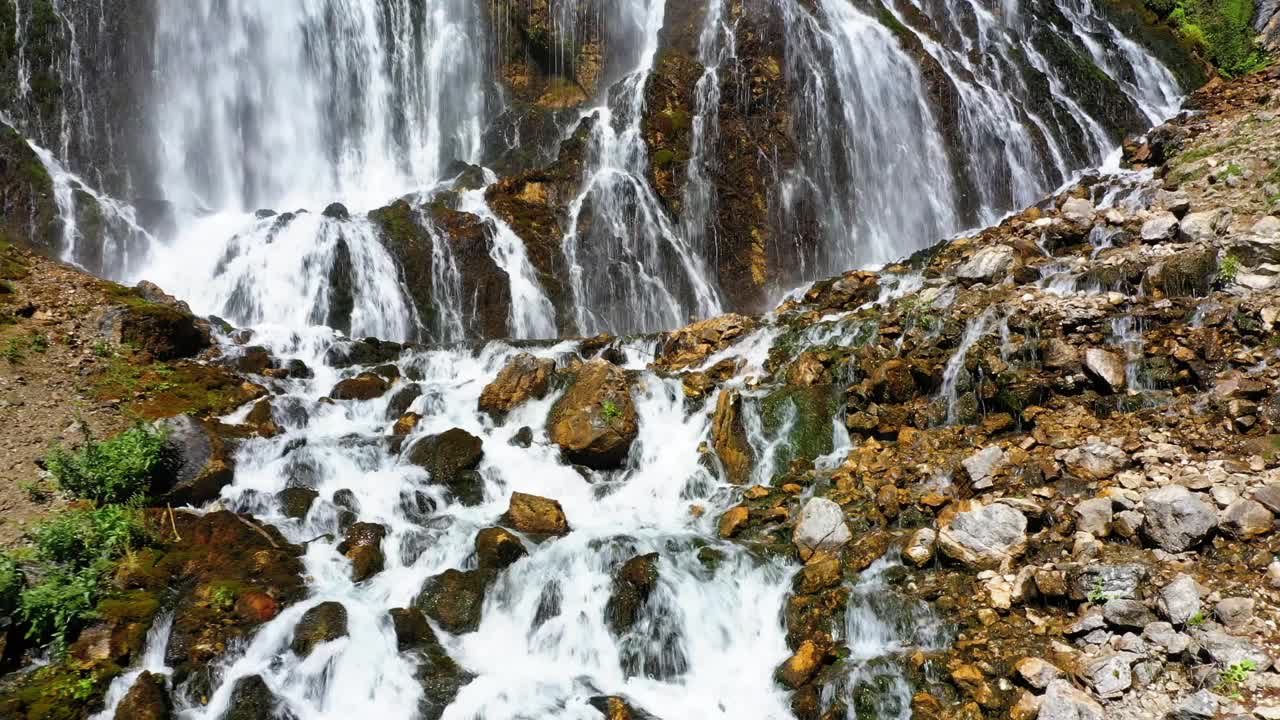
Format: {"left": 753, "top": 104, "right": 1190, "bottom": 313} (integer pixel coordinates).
{"left": 209, "top": 583, "right": 238, "bottom": 612}
{"left": 45, "top": 423, "right": 169, "bottom": 504}
{"left": 600, "top": 399, "right": 622, "bottom": 423}
{"left": 1187, "top": 609, "right": 1207, "bottom": 625}
{"left": 1218, "top": 253, "right": 1241, "bottom": 283}
{"left": 2, "top": 336, "right": 24, "bottom": 362}
{"left": 1087, "top": 578, "right": 1111, "bottom": 604}
{"left": 1217, "top": 658, "right": 1258, "bottom": 697}
{"left": 1146, "top": 0, "right": 1268, "bottom": 77}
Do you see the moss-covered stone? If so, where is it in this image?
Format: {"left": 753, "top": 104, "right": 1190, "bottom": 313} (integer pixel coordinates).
{"left": 759, "top": 384, "right": 843, "bottom": 478}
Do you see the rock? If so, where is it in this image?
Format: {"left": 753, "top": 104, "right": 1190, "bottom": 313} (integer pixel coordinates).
{"left": 388, "top": 607, "right": 435, "bottom": 651}
{"left": 956, "top": 245, "right": 1014, "bottom": 283}
{"left": 291, "top": 601, "right": 349, "bottom": 657}
{"left": 950, "top": 663, "right": 995, "bottom": 707}
{"left": 1074, "top": 498, "right": 1114, "bottom": 537}
{"left": 153, "top": 416, "right": 236, "bottom": 506}
{"left": 1140, "top": 212, "right": 1180, "bottom": 243}
{"left": 1014, "top": 656, "right": 1064, "bottom": 690}
{"left": 654, "top": 313, "right": 756, "bottom": 370}
{"left": 404, "top": 428, "right": 485, "bottom": 506}
{"left": 475, "top": 527, "right": 528, "bottom": 570}
{"left": 414, "top": 568, "right": 497, "bottom": 634}
{"left": 1071, "top": 563, "right": 1147, "bottom": 601}
{"left": 1010, "top": 691, "right": 1040, "bottom": 720}
{"left": 606, "top": 553, "right": 659, "bottom": 634}
{"left": 1159, "top": 574, "right": 1202, "bottom": 625}
{"left": 337, "top": 522, "right": 387, "bottom": 582}
{"left": 1179, "top": 208, "right": 1231, "bottom": 243}
{"left": 1039, "top": 679, "right": 1103, "bottom": 720}
{"left": 1103, "top": 599, "right": 1156, "bottom": 629}
{"left": 1167, "top": 689, "right": 1220, "bottom": 720}
{"left": 1062, "top": 197, "right": 1095, "bottom": 225}
{"left": 587, "top": 696, "right": 660, "bottom": 720}
{"left": 961, "top": 446, "right": 1006, "bottom": 490}
{"left": 1113, "top": 509, "right": 1144, "bottom": 539}
{"left": 1215, "top": 597, "right": 1254, "bottom": 629}
{"left": 97, "top": 296, "right": 211, "bottom": 361}
{"left": 323, "top": 202, "right": 350, "bottom": 220}
{"left": 718, "top": 505, "right": 749, "bottom": 538}
{"left": 224, "top": 675, "right": 279, "bottom": 720}
{"left": 1193, "top": 629, "right": 1272, "bottom": 669}
{"left": 1042, "top": 338, "right": 1080, "bottom": 370}
{"left": 792, "top": 498, "right": 851, "bottom": 560}
{"left": 1144, "top": 245, "right": 1217, "bottom": 297}
{"left": 478, "top": 353, "right": 555, "bottom": 417}
{"left": 938, "top": 502, "right": 1027, "bottom": 569}
{"left": 904, "top": 528, "right": 936, "bottom": 567}
{"left": 277, "top": 487, "right": 318, "bottom": 519}
{"left": 776, "top": 639, "right": 826, "bottom": 689}
{"left": 1058, "top": 439, "right": 1129, "bottom": 481}
{"left": 329, "top": 372, "right": 390, "bottom": 401}
{"left": 502, "top": 492, "right": 569, "bottom": 536}
{"left": 1142, "top": 621, "right": 1190, "bottom": 655}
{"left": 547, "top": 359, "right": 638, "bottom": 469}
{"left": 794, "top": 554, "right": 842, "bottom": 594}
{"left": 386, "top": 383, "right": 423, "bottom": 420}
{"left": 1083, "top": 348, "right": 1126, "bottom": 393}
{"left": 115, "top": 671, "right": 170, "bottom": 720}
{"left": 1219, "top": 498, "right": 1274, "bottom": 539}
{"left": 711, "top": 389, "right": 754, "bottom": 485}
{"left": 1142, "top": 485, "right": 1216, "bottom": 552}
{"left": 1083, "top": 652, "right": 1137, "bottom": 697}
{"left": 1250, "top": 484, "right": 1280, "bottom": 514}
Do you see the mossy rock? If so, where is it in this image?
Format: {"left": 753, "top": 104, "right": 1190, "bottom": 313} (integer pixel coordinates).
{"left": 413, "top": 568, "right": 497, "bottom": 634}
{"left": 758, "top": 384, "right": 843, "bottom": 478}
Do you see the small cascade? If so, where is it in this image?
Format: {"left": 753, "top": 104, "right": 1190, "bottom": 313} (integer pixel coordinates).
{"left": 89, "top": 612, "right": 175, "bottom": 720}
{"left": 743, "top": 392, "right": 796, "bottom": 487}
{"left": 938, "top": 307, "right": 1001, "bottom": 424}
{"left": 1111, "top": 315, "right": 1149, "bottom": 392}
{"left": 681, "top": 0, "right": 734, "bottom": 269}
{"left": 561, "top": 0, "right": 723, "bottom": 336}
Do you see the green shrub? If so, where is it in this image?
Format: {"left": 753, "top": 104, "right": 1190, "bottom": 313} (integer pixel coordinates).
{"left": 45, "top": 424, "right": 169, "bottom": 503}
{"left": 1149, "top": 0, "right": 1267, "bottom": 77}
{"left": 30, "top": 505, "right": 147, "bottom": 568}
{"left": 0, "top": 553, "right": 20, "bottom": 616}
{"left": 18, "top": 561, "right": 111, "bottom": 646}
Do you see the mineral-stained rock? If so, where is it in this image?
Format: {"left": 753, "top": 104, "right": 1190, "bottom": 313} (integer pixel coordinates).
{"left": 654, "top": 313, "right": 755, "bottom": 371}
{"left": 291, "top": 601, "right": 349, "bottom": 657}
{"left": 115, "top": 671, "right": 170, "bottom": 720}
{"left": 415, "top": 568, "right": 498, "bottom": 634}
{"left": 337, "top": 522, "right": 387, "bottom": 582}
{"left": 478, "top": 353, "right": 555, "bottom": 417}
{"left": 711, "top": 389, "right": 754, "bottom": 485}
{"left": 404, "top": 428, "right": 485, "bottom": 506}
{"left": 776, "top": 639, "right": 827, "bottom": 689}
{"left": 547, "top": 359, "right": 638, "bottom": 469}
{"left": 1141, "top": 485, "right": 1215, "bottom": 552}
{"left": 792, "top": 498, "right": 851, "bottom": 560}
{"left": 1219, "top": 498, "right": 1274, "bottom": 538}
{"left": 502, "top": 491, "right": 570, "bottom": 536}
{"left": 1083, "top": 348, "right": 1126, "bottom": 393}
{"left": 277, "top": 487, "right": 318, "bottom": 519}
{"left": 938, "top": 502, "right": 1027, "bottom": 569}
{"left": 587, "top": 696, "right": 660, "bottom": 720}
{"left": 956, "top": 245, "right": 1014, "bottom": 283}
{"left": 475, "top": 527, "right": 528, "bottom": 570}
{"left": 1074, "top": 497, "right": 1114, "bottom": 537}
{"left": 718, "top": 505, "right": 750, "bottom": 539}
{"left": 606, "top": 553, "right": 659, "bottom": 635}
{"left": 1014, "top": 657, "right": 1064, "bottom": 690}
{"left": 224, "top": 675, "right": 279, "bottom": 720}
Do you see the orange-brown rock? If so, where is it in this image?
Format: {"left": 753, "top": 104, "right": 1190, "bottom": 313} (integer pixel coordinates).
{"left": 479, "top": 353, "right": 555, "bottom": 417}
{"left": 547, "top": 359, "right": 638, "bottom": 469}
{"left": 653, "top": 313, "right": 755, "bottom": 371}
{"left": 502, "top": 492, "right": 570, "bottom": 536}
{"left": 711, "top": 389, "right": 754, "bottom": 484}
{"left": 718, "top": 505, "right": 750, "bottom": 538}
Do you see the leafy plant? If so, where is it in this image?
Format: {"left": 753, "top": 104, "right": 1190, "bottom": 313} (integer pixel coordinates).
{"left": 2, "top": 337, "right": 25, "bottom": 363}
{"left": 1187, "top": 610, "right": 1207, "bottom": 626}
{"left": 1087, "top": 578, "right": 1110, "bottom": 604}
{"left": 1216, "top": 658, "right": 1257, "bottom": 697}
{"left": 45, "top": 423, "right": 169, "bottom": 503}
{"left": 0, "top": 554, "right": 20, "bottom": 616}
{"left": 18, "top": 561, "right": 111, "bottom": 646}
{"left": 1149, "top": 0, "right": 1268, "bottom": 77}
{"left": 209, "top": 584, "right": 237, "bottom": 612}
{"left": 91, "top": 340, "right": 114, "bottom": 358}
{"left": 1218, "top": 254, "right": 1240, "bottom": 284}
{"left": 30, "top": 332, "right": 48, "bottom": 353}
{"left": 20, "top": 479, "right": 52, "bottom": 502}
{"left": 30, "top": 505, "right": 147, "bottom": 568}
{"left": 600, "top": 399, "right": 622, "bottom": 423}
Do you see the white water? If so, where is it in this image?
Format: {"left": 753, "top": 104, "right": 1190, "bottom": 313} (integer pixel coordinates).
{"left": 939, "top": 307, "right": 1002, "bottom": 424}
{"left": 91, "top": 613, "right": 174, "bottom": 720}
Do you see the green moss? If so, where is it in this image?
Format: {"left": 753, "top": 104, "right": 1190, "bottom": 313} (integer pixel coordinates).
{"left": 758, "top": 384, "right": 842, "bottom": 478}
{"left": 94, "top": 589, "right": 160, "bottom": 622}
{"left": 1145, "top": 0, "right": 1268, "bottom": 77}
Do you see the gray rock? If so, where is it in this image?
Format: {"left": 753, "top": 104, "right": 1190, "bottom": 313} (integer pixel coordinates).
{"left": 956, "top": 245, "right": 1015, "bottom": 283}
{"left": 1039, "top": 679, "right": 1104, "bottom": 720}
{"left": 1143, "top": 621, "right": 1191, "bottom": 655}
{"left": 1084, "top": 349, "right": 1127, "bottom": 393}
{"left": 1219, "top": 498, "right": 1274, "bottom": 539}
{"left": 1113, "top": 509, "right": 1144, "bottom": 539}
{"left": 938, "top": 502, "right": 1028, "bottom": 569}
{"left": 1132, "top": 660, "right": 1162, "bottom": 689}
{"left": 962, "top": 445, "right": 1007, "bottom": 490}
{"left": 1167, "top": 689, "right": 1221, "bottom": 720}
{"left": 1062, "top": 197, "right": 1096, "bottom": 225}
{"left": 1215, "top": 597, "right": 1255, "bottom": 629}
{"left": 1071, "top": 563, "right": 1148, "bottom": 601}
{"left": 792, "top": 498, "right": 852, "bottom": 557}
{"left": 1083, "top": 652, "right": 1137, "bottom": 697}
{"left": 1014, "top": 656, "right": 1064, "bottom": 690}
{"left": 1068, "top": 609, "right": 1108, "bottom": 635}
{"left": 1159, "top": 574, "right": 1202, "bottom": 625}
{"left": 1075, "top": 498, "right": 1114, "bottom": 537}
{"left": 1249, "top": 484, "right": 1280, "bottom": 514}
{"left": 1103, "top": 598, "right": 1156, "bottom": 629}
{"left": 903, "top": 528, "right": 936, "bottom": 567}
{"left": 1141, "top": 212, "right": 1180, "bottom": 243}
{"left": 1179, "top": 208, "right": 1232, "bottom": 243}
{"left": 1193, "top": 628, "right": 1273, "bottom": 670}
{"left": 154, "top": 415, "right": 236, "bottom": 507}
{"left": 1142, "top": 485, "right": 1216, "bottom": 552}
{"left": 1254, "top": 215, "right": 1280, "bottom": 239}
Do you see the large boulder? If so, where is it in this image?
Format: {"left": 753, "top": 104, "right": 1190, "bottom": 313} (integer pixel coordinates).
{"left": 956, "top": 245, "right": 1015, "bottom": 283}
{"left": 1083, "top": 348, "right": 1126, "bottom": 393}
{"left": 97, "top": 291, "right": 212, "bottom": 361}
{"left": 153, "top": 416, "right": 235, "bottom": 507}
{"left": 938, "top": 502, "right": 1027, "bottom": 569}
{"left": 291, "top": 601, "right": 349, "bottom": 657}
{"left": 502, "top": 492, "right": 570, "bottom": 536}
{"left": 792, "top": 498, "right": 851, "bottom": 560}
{"left": 1038, "top": 679, "right": 1103, "bottom": 720}
{"left": 475, "top": 527, "right": 528, "bottom": 570}
{"left": 224, "top": 675, "right": 280, "bottom": 720}
{"left": 1219, "top": 498, "right": 1274, "bottom": 539}
{"left": 711, "top": 389, "right": 754, "bottom": 485}
{"left": 115, "top": 671, "right": 170, "bottom": 720}
{"left": 337, "top": 523, "right": 387, "bottom": 582}
{"left": 1141, "top": 485, "right": 1216, "bottom": 552}
{"left": 414, "top": 568, "right": 498, "bottom": 634}
{"left": 605, "top": 553, "right": 659, "bottom": 635}
{"left": 403, "top": 428, "right": 485, "bottom": 506}
{"left": 478, "top": 353, "right": 555, "bottom": 417}
{"left": 547, "top": 359, "right": 638, "bottom": 469}
{"left": 329, "top": 373, "right": 390, "bottom": 401}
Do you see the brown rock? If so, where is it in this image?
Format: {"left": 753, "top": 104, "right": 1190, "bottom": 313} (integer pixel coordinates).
{"left": 502, "top": 492, "right": 570, "bottom": 536}
{"left": 654, "top": 314, "right": 755, "bottom": 371}
{"left": 337, "top": 523, "right": 387, "bottom": 582}
{"left": 718, "top": 505, "right": 750, "bottom": 538}
{"left": 776, "top": 639, "right": 827, "bottom": 689}
{"left": 115, "top": 671, "right": 170, "bottom": 720}
{"left": 795, "top": 553, "right": 842, "bottom": 594}
{"left": 950, "top": 663, "right": 995, "bottom": 707}
{"left": 711, "top": 389, "right": 754, "bottom": 485}
{"left": 330, "top": 373, "right": 390, "bottom": 401}
{"left": 547, "top": 359, "right": 638, "bottom": 469}
{"left": 475, "top": 527, "right": 528, "bottom": 569}
{"left": 478, "top": 353, "right": 555, "bottom": 417}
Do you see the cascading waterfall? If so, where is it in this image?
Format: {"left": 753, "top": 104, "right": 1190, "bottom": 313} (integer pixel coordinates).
{"left": 681, "top": 0, "right": 735, "bottom": 270}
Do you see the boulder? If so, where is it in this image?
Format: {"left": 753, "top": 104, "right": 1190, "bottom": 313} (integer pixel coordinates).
{"left": 388, "top": 607, "right": 435, "bottom": 651}
{"left": 904, "top": 528, "right": 936, "bottom": 567}
{"left": 1082, "top": 652, "right": 1137, "bottom": 698}
{"left": 1215, "top": 597, "right": 1254, "bottom": 628}
{"left": 654, "top": 313, "right": 755, "bottom": 371}
{"left": 1070, "top": 563, "right": 1147, "bottom": 601}
{"left": 547, "top": 359, "right": 638, "bottom": 469}
{"left": 956, "top": 244, "right": 1014, "bottom": 283}
{"left": 1083, "top": 348, "right": 1126, "bottom": 393}
{"left": 502, "top": 492, "right": 570, "bottom": 536}
{"left": 1158, "top": 574, "right": 1202, "bottom": 625}
{"left": 1141, "top": 486, "right": 1216, "bottom": 552}
{"left": 718, "top": 506, "right": 750, "bottom": 539}
{"left": 1192, "top": 628, "right": 1272, "bottom": 670}
{"left": 277, "top": 487, "right": 318, "bottom": 519}
{"left": 776, "top": 639, "right": 827, "bottom": 689}
{"left": 1061, "top": 197, "right": 1095, "bottom": 225}
{"left": 1058, "top": 439, "right": 1129, "bottom": 481}
{"left": 1168, "top": 690, "right": 1220, "bottom": 720}
{"left": 1074, "top": 498, "right": 1114, "bottom": 537}
{"left": 224, "top": 675, "right": 279, "bottom": 720}
{"left": 1219, "top": 498, "right": 1273, "bottom": 539}
{"left": 478, "top": 353, "right": 555, "bottom": 417}
{"left": 711, "top": 390, "right": 754, "bottom": 485}
{"left": 1178, "top": 208, "right": 1231, "bottom": 243}
{"left": 605, "top": 553, "right": 659, "bottom": 635}
{"left": 1103, "top": 598, "right": 1156, "bottom": 629}
{"left": 153, "top": 416, "right": 235, "bottom": 506}
{"left": 1139, "top": 212, "right": 1179, "bottom": 243}
{"left": 938, "top": 502, "right": 1027, "bottom": 569}
{"left": 961, "top": 446, "right": 1006, "bottom": 490}
{"left": 1013, "top": 657, "right": 1063, "bottom": 690}
{"left": 475, "top": 527, "right": 528, "bottom": 570}
{"left": 115, "top": 671, "right": 170, "bottom": 720}
{"left": 404, "top": 428, "right": 485, "bottom": 506}
{"left": 291, "top": 601, "right": 349, "bottom": 657}
{"left": 329, "top": 373, "right": 390, "bottom": 401}
{"left": 414, "top": 568, "right": 497, "bottom": 634}
{"left": 792, "top": 498, "right": 851, "bottom": 560}
{"left": 337, "top": 523, "right": 387, "bottom": 582}
{"left": 1039, "top": 679, "right": 1102, "bottom": 720}
{"left": 97, "top": 296, "right": 212, "bottom": 361}
{"left": 386, "top": 383, "right": 424, "bottom": 420}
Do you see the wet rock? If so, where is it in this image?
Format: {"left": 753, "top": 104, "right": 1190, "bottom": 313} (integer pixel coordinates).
{"left": 478, "top": 353, "right": 554, "bottom": 417}
{"left": 1083, "top": 652, "right": 1137, "bottom": 697}
{"left": 792, "top": 498, "right": 851, "bottom": 560}
{"left": 1074, "top": 498, "right": 1114, "bottom": 537}
{"left": 904, "top": 528, "right": 936, "bottom": 567}
{"left": 1140, "top": 212, "right": 1179, "bottom": 243}
{"left": 1042, "top": 337, "right": 1080, "bottom": 370}
{"left": 337, "top": 522, "right": 387, "bottom": 582}
{"left": 386, "top": 383, "right": 423, "bottom": 420}
{"left": 956, "top": 244, "right": 1014, "bottom": 283}
{"left": 1039, "top": 679, "right": 1102, "bottom": 720}
{"left": 1142, "top": 486, "right": 1216, "bottom": 552}
{"left": 153, "top": 416, "right": 236, "bottom": 506}
{"left": 115, "top": 671, "right": 170, "bottom": 720}
{"left": 329, "top": 373, "right": 390, "bottom": 401}
{"left": 388, "top": 607, "right": 435, "bottom": 651}
{"left": 291, "top": 601, "right": 349, "bottom": 657}
{"left": 938, "top": 502, "right": 1027, "bottom": 569}
{"left": 1144, "top": 245, "right": 1217, "bottom": 298}
{"left": 404, "top": 428, "right": 485, "bottom": 506}
{"left": 414, "top": 568, "right": 497, "bottom": 634}
{"left": 1014, "top": 657, "right": 1064, "bottom": 690}
{"left": 606, "top": 553, "right": 659, "bottom": 635}
{"left": 1061, "top": 197, "right": 1095, "bottom": 225}
{"left": 1159, "top": 575, "right": 1202, "bottom": 625}
{"left": 277, "top": 487, "right": 318, "bottom": 519}
{"left": 510, "top": 426, "right": 534, "bottom": 448}
{"left": 502, "top": 492, "right": 569, "bottom": 536}
{"left": 654, "top": 314, "right": 755, "bottom": 371}
{"left": 711, "top": 389, "right": 754, "bottom": 485}
{"left": 1219, "top": 498, "right": 1273, "bottom": 538}
{"left": 776, "top": 639, "right": 828, "bottom": 689}
{"left": 1083, "top": 348, "right": 1126, "bottom": 393}
{"left": 961, "top": 445, "right": 1006, "bottom": 490}
{"left": 1168, "top": 689, "right": 1220, "bottom": 720}
{"left": 1103, "top": 598, "right": 1156, "bottom": 629}
{"left": 474, "top": 527, "right": 528, "bottom": 570}
{"left": 718, "top": 505, "right": 750, "bottom": 539}
{"left": 224, "top": 675, "right": 279, "bottom": 720}
{"left": 547, "top": 359, "right": 638, "bottom": 469}
{"left": 587, "top": 696, "right": 659, "bottom": 720}
{"left": 324, "top": 338, "right": 404, "bottom": 368}
{"left": 794, "top": 554, "right": 842, "bottom": 594}
{"left": 97, "top": 294, "right": 212, "bottom": 361}
{"left": 322, "top": 202, "right": 350, "bottom": 220}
